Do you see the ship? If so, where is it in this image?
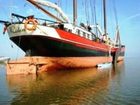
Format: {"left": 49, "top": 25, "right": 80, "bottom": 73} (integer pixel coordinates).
{"left": 0, "top": 0, "right": 125, "bottom": 69}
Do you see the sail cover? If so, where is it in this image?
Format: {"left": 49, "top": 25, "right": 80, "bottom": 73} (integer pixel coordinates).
{"left": 32, "top": 0, "right": 70, "bottom": 23}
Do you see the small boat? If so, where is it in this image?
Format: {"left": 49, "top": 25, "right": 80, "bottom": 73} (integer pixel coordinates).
{"left": 0, "top": 0, "right": 125, "bottom": 69}
{"left": 97, "top": 63, "right": 112, "bottom": 70}
{"left": 0, "top": 56, "right": 10, "bottom": 62}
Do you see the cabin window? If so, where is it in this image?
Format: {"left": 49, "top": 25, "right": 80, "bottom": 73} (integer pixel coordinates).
{"left": 87, "top": 34, "right": 90, "bottom": 39}
{"left": 64, "top": 28, "right": 68, "bottom": 31}
{"left": 68, "top": 29, "right": 72, "bottom": 32}
{"left": 83, "top": 32, "right": 86, "bottom": 37}
{"left": 91, "top": 34, "right": 96, "bottom": 40}
{"left": 58, "top": 24, "right": 64, "bottom": 30}
{"left": 77, "top": 30, "right": 80, "bottom": 35}
{"left": 89, "top": 35, "right": 92, "bottom": 40}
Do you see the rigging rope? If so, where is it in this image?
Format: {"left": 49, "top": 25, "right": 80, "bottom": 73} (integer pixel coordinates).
{"left": 81, "top": 0, "right": 85, "bottom": 23}
{"left": 112, "top": 0, "right": 118, "bottom": 26}
{"left": 89, "top": 0, "right": 94, "bottom": 24}
{"left": 86, "top": 1, "right": 90, "bottom": 25}
{"left": 92, "top": 0, "right": 98, "bottom": 36}
{"left": 56, "top": 0, "right": 61, "bottom": 18}
{"left": 100, "top": 0, "right": 103, "bottom": 31}
{"left": 112, "top": 0, "right": 121, "bottom": 46}
{"left": 84, "top": 0, "right": 89, "bottom": 25}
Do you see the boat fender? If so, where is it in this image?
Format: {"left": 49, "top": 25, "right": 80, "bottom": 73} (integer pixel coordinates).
{"left": 3, "top": 25, "right": 7, "bottom": 34}
{"left": 24, "top": 19, "right": 38, "bottom": 31}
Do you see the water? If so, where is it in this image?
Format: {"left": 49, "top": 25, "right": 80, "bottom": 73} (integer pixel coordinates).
{"left": 0, "top": 57, "right": 140, "bottom": 105}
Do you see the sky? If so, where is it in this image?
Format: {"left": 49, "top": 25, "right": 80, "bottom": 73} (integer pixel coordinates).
{"left": 0, "top": 0, "right": 140, "bottom": 59}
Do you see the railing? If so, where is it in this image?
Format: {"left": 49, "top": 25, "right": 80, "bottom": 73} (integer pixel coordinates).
{"left": 0, "top": 13, "right": 58, "bottom": 27}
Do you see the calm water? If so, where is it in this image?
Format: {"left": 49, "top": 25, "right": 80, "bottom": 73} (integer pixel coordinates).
{"left": 0, "top": 57, "right": 140, "bottom": 105}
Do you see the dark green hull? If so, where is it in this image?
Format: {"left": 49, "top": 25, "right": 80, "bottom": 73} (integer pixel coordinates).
{"left": 11, "top": 35, "right": 110, "bottom": 57}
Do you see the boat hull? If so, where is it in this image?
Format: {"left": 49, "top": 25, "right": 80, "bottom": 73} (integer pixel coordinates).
{"left": 7, "top": 56, "right": 112, "bottom": 73}
{"left": 7, "top": 24, "right": 125, "bottom": 68}
{"left": 10, "top": 35, "right": 124, "bottom": 69}
{"left": 10, "top": 35, "right": 110, "bottom": 57}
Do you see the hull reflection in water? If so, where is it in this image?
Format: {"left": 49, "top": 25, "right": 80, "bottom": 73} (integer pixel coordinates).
{"left": 7, "top": 62, "right": 124, "bottom": 105}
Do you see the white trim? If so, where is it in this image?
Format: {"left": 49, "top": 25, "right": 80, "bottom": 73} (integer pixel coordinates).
{"left": 7, "top": 24, "right": 60, "bottom": 39}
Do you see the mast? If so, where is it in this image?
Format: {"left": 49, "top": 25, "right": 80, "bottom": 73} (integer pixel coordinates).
{"left": 103, "top": 0, "right": 107, "bottom": 35}
{"left": 27, "top": 0, "right": 63, "bottom": 22}
{"left": 73, "top": 0, "right": 77, "bottom": 25}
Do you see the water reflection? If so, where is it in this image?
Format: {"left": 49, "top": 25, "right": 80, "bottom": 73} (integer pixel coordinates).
{"left": 6, "top": 62, "right": 124, "bottom": 105}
